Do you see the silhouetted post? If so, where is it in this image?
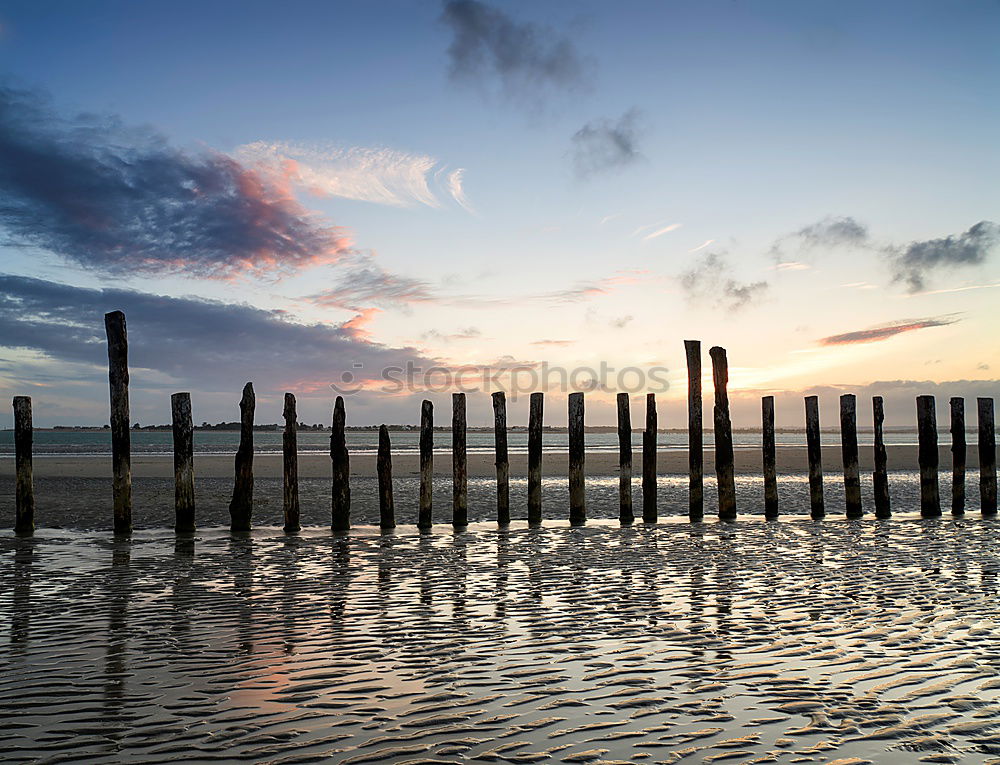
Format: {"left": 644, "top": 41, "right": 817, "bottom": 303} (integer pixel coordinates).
{"left": 685, "top": 340, "right": 704, "bottom": 520}
{"left": 104, "top": 310, "right": 132, "bottom": 534}
{"left": 418, "top": 400, "right": 433, "bottom": 530}
{"left": 330, "top": 396, "right": 350, "bottom": 531}
{"left": 872, "top": 396, "right": 891, "bottom": 518}
{"left": 762, "top": 396, "right": 778, "bottom": 519}
{"left": 13, "top": 396, "right": 33, "bottom": 535}
{"left": 492, "top": 392, "right": 510, "bottom": 525}
{"left": 282, "top": 392, "right": 300, "bottom": 533}
{"left": 841, "top": 394, "right": 862, "bottom": 518}
{"left": 228, "top": 382, "right": 255, "bottom": 531}
{"left": 171, "top": 392, "right": 195, "bottom": 533}
{"left": 916, "top": 395, "right": 941, "bottom": 517}
{"left": 804, "top": 396, "right": 824, "bottom": 519}
{"left": 377, "top": 424, "right": 395, "bottom": 529}
{"left": 979, "top": 397, "right": 997, "bottom": 515}
{"left": 568, "top": 392, "right": 586, "bottom": 525}
{"left": 642, "top": 393, "right": 657, "bottom": 522}
{"left": 452, "top": 393, "right": 468, "bottom": 527}
{"left": 950, "top": 397, "right": 965, "bottom": 515}
{"left": 616, "top": 392, "right": 633, "bottom": 524}
{"left": 528, "top": 392, "right": 543, "bottom": 526}
{"left": 710, "top": 347, "right": 736, "bottom": 520}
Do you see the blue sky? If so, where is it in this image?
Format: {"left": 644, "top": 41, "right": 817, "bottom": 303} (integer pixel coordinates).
{"left": 0, "top": 0, "right": 998, "bottom": 428}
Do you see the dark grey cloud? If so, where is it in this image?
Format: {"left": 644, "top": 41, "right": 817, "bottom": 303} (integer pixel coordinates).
{"left": 571, "top": 109, "right": 643, "bottom": 178}
{"left": 0, "top": 87, "right": 350, "bottom": 278}
{"left": 769, "top": 215, "right": 870, "bottom": 261}
{"left": 819, "top": 316, "right": 959, "bottom": 346}
{"left": 887, "top": 221, "right": 999, "bottom": 293}
{"left": 679, "top": 252, "right": 768, "bottom": 312}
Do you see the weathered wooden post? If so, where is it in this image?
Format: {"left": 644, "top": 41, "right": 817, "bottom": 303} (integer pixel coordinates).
{"left": 13, "top": 396, "right": 33, "bottom": 535}
{"left": 528, "top": 392, "right": 543, "bottom": 526}
{"left": 228, "top": 382, "right": 255, "bottom": 531}
{"left": 492, "top": 392, "right": 510, "bottom": 525}
{"left": 104, "top": 310, "right": 132, "bottom": 534}
{"left": 452, "top": 392, "right": 468, "bottom": 527}
{"left": 804, "top": 395, "right": 824, "bottom": 519}
{"left": 282, "top": 392, "right": 300, "bottom": 533}
{"left": 840, "top": 394, "right": 862, "bottom": 518}
{"left": 418, "top": 400, "right": 433, "bottom": 530}
{"left": 171, "top": 392, "right": 195, "bottom": 533}
{"left": 979, "top": 397, "right": 997, "bottom": 515}
{"left": 616, "top": 392, "right": 633, "bottom": 524}
{"left": 762, "top": 396, "right": 778, "bottom": 519}
{"left": 685, "top": 340, "right": 704, "bottom": 520}
{"left": 710, "top": 347, "right": 736, "bottom": 521}
{"left": 916, "top": 395, "right": 941, "bottom": 517}
{"left": 330, "top": 396, "right": 350, "bottom": 531}
{"left": 568, "top": 392, "right": 586, "bottom": 525}
{"left": 377, "top": 424, "right": 395, "bottom": 529}
{"left": 872, "top": 396, "right": 891, "bottom": 518}
{"left": 950, "top": 397, "right": 965, "bottom": 515}
{"left": 642, "top": 393, "right": 657, "bottom": 522}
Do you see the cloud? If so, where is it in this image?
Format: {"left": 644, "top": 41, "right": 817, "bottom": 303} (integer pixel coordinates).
{"left": 678, "top": 252, "right": 768, "bottom": 312}
{"left": 768, "top": 215, "right": 870, "bottom": 262}
{"left": 0, "top": 87, "right": 351, "bottom": 278}
{"left": 531, "top": 339, "right": 573, "bottom": 347}
{"left": 887, "top": 221, "right": 1000, "bottom": 293}
{"left": 421, "top": 327, "right": 481, "bottom": 343}
{"left": 610, "top": 314, "right": 633, "bottom": 329}
{"left": 545, "top": 272, "right": 643, "bottom": 302}
{"left": 572, "top": 109, "right": 643, "bottom": 178}
{"left": 688, "top": 239, "right": 714, "bottom": 253}
{"left": 306, "top": 255, "right": 435, "bottom": 312}
{"left": 818, "top": 316, "right": 959, "bottom": 346}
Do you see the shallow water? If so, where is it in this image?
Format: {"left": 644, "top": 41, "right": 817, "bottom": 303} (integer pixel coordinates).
{"left": 2, "top": 518, "right": 1000, "bottom": 764}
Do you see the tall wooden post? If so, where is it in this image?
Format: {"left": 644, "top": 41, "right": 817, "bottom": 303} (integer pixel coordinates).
{"left": 616, "top": 392, "right": 633, "bottom": 524}
{"left": 330, "top": 396, "right": 350, "bottom": 531}
{"left": 13, "top": 396, "right": 34, "bottom": 535}
{"left": 872, "top": 396, "right": 891, "bottom": 518}
{"left": 950, "top": 397, "right": 965, "bottom": 515}
{"left": 452, "top": 393, "right": 468, "bottom": 527}
{"left": 282, "top": 392, "right": 300, "bottom": 533}
{"left": 642, "top": 393, "right": 657, "bottom": 522}
{"left": 710, "top": 347, "right": 736, "bottom": 520}
{"left": 171, "top": 392, "right": 195, "bottom": 533}
{"left": 418, "top": 400, "right": 433, "bottom": 530}
{"left": 228, "top": 382, "right": 255, "bottom": 531}
{"left": 840, "top": 394, "right": 862, "bottom": 518}
{"left": 568, "top": 392, "right": 586, "bottom": 525}
{"left": 377, "top": 424, "right": 395, "bottom": 529}
{"left": 104, "top": 310, "right": 132, "bottom": 534}
{"left": 979, "top": 397, "right": 997, "bottom": 515}
{"left": 528, "top": 392, "right": 543, "bottom": 526}
{"left": 804, "top": 396, "right": 825, "bottom": 519}
{"left": 916, "top": 395, "right": 941, "bottom": 517}
{"left": 762, "top": 396, "right": 778, "bottom": 519}
{"left": 492, "top": 392, "right": 510, "bottom": 525}
{"left": 685, "top": 340, "right": 704, "bottom": 520}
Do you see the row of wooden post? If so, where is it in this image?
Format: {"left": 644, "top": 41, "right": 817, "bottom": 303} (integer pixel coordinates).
{"left": 8, "top": 314, "right": 999, "bottom": 534}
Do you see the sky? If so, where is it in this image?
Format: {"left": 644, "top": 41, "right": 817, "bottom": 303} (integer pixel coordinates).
{"left": 0, "top": 0, "right": 998, "bottom": 429}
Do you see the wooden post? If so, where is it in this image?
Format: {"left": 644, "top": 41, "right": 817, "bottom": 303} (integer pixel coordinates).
{"left": 841, "top": 394, "right": 862, "bottom": 518}
{"left": 804, "top": 395, "right": 824, "bottom": 519}
{"left": 282, "top": 392, "right": 300, "bottom": 533}
{"left": 418, "top": 400, "right": 433, "bottom": 530}
{"left": 762, "top": 396, "right": 778, "bottom": 519}
{"left": 228, "top": 382, "right": 255, "bottom": 531}
{"left": 710, "top": 347, "right": 736, "bottom": 521}
{"left": 616, "top": 392, "right": 633, "bottom": 524}
{"left": 568, "top": 392, "right": 586, "bottom": 525}
{"left": 916, "top": 395, "right": 941, "bottom": 517}
{"left": 492, "top": 392, "right": 510, "bottom": 526}
{"left": 13, "top": 396, "right": 33, "bottom": 535}
{"left": 377, "top": 424, "right": 395, "bottom": 529}
{"left": 330, "top": 396, "right": 350, "bottom": 531}
{"left": 685, "top": 340, "right": 704, "bottom": 520}
{"left": 950, "top": 397, "right": 965, "bottom": 515}
{"left": 104, "top": 310, "right": 132, "bottom": 534}
{"left": 872, "top": 396, "right": 891, "bottom": 518}
{"left": 528, "top": 392, "right": 543, "bottom": 526}
{"left": 452, "top": 392, "right": 468, "bottom": 527}
{"left": 979, "top": 397, "right": 997, "bottom": 515}
{"left": 171, "top": 392, "right": 195, "bottom": 533}
{"left": 642, "top": 393, "right": 657, "bottom": 522}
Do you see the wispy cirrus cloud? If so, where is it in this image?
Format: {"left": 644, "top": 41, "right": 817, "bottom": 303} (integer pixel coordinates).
{"left": 818, "top": 316, "right": 959, "bottom": 346}
{"left": 305, "top": 254, "right": 435, "bottom": 312}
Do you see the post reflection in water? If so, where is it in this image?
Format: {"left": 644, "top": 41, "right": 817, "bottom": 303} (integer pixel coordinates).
{"left": 10, "top": 537, "right": 33, "bottom": 653}
{"left": 103, "top": 539, "right": 131, "bottom": 750}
